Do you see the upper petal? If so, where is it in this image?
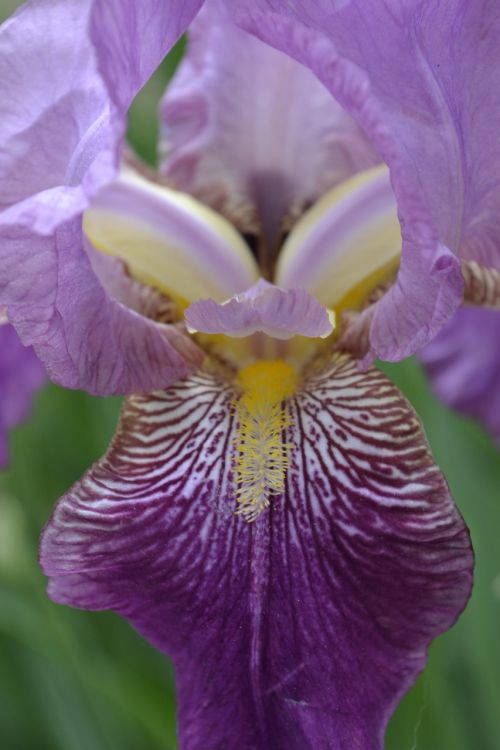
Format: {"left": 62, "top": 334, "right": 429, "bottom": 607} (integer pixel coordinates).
{"left": 41, "top": 353, "right": 472, "bottom": 749}
{"left": 421, "top": 307, "right": 500, "bottom": 443}
{"left": 90, "top": 0, "right": 203, "bottom": 112}
{"left": 160, "top": 0, "right": 379, "bottom": 240}
{"left": 0, "top": 323, "right": 45, "bottom": 467}
{"left": 0, "top": 0, "right": 112, "bottom": 216}
{"left": 226, "top": 0, "right": 500, "bottom": 358}
{"left": 184, "top": 279, "right": 335, "bottom": 339}
{"left": 0, "top": 0, "right": 202, "bottom": 394}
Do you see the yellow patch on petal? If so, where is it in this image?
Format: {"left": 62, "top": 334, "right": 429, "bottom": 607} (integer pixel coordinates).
{"left": 333, "top": 254, "right": 400, "bottom": 317}
{"left": 276, "top": 164, "right": 401, "bottom": 311}
{"left": 234, "top": 360, "right": 297, "bottom": 522}
{"left": 83, "top": 171, "right": 258, "bottom": 307}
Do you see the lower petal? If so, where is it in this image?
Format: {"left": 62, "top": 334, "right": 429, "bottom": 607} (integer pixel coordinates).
{"left": 41, "top": 354, "right": 472, "bottom": 749}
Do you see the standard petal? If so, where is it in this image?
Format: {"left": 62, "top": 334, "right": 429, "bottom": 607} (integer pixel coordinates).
{"left": 227, "top": 0, "right": 500, "bottom": 358}
{"left": 0, "top": 0, "right": 202, "bottom": 394}
{"left": 160, "top": 0, "right": 378, "bottom": 240}
{"left": 184, "top": 279, "right": 335, "bottom": 339}
{"left": 90, "top": 0, "right": 203, "bottom": 112}
{"left": 421, "top": 307, "right": 500, "bottom": 442}
{"left": 0, "top": 324, "right": 45, "bottom": 467}
{"left": 85, "top": 171, "right": 259, "bottom": 304}
{"left": 41, "top": 354, "right": 472, "bottom": 749}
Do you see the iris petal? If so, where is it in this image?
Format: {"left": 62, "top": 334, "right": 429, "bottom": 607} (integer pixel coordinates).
{"left": 184, "top": 279, "right": 335, "bottom": 339}
{"left": 41, "top": 353, "right": 472, "bottom": 749}
{"left": 85, "top": 170, "right": 259, "bottom": 305}
{"left": 276, "top": 165, "right": 400, "bottom": 309}
{"left": 0, "top": 0, "right": 202, "bottom": 395}
{"left": 227, "top": 0, "right": 500, "bottom": 358}
{"left": 421, "top": 307, "right": 500, "bottom": 442}
{"left": 160, "top": 0, "right": 379, "bottom": 238}
{"left": 0, "top": 323, "right": 45, "bottom": 467}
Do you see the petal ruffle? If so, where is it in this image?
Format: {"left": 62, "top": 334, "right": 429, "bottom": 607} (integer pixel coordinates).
{"left": 184, "top": 279, "right": 334, "bottom": 339}
{"left": 0, "top": 323, "right": 45, "bottom": 467}
{"left": 421, "top": 307, "right": 500, "bottom": 442}
{"left": 41, "top": 354, "right": 472, "bottom": 749}
{"left": 227, "top": 1, "right": 500, "bottom": 359}
{"left": 0, "top": 0, "right": 202, "bottom": 394}
{"left": 160, "top": 0, "right": 378, "bottom": 238}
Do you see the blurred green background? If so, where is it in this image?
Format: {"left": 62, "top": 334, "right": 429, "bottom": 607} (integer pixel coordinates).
{"left": 1, "top": 1, "right": 500, "bottom": 748}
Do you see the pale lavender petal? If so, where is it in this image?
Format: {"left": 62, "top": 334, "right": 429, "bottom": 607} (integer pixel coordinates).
{"left": 90, "top": 0, "right": 203, "bottom": 112}
{"left": 0, "top": 0, "right": 113, "bottom": 219}
{"left": 0, "top": 0, "right": 202, "bottom": 394}
{"left": 184, "top": 279, "right": 334, "bottom": 339}
{"left": 0, "top": 324, "right": 45, "bottom": 467}
{"left": 276, "top": 165, "right": 400, "bottom": 307}
{"left": 226, "top": 1, "right": 500, "bottom": 359}
{"left": 421, "top": 307, "right": 500, "bottom": 442}
{"left": 160, "top": 0, "right": 378, "bottom": 238}
{"left": 41, "top": 354, "right": 472, "bottom": 749}
{"left": 85, "top": 171, "right": 258, "bottom": 304}
{"left": 6, "top": 216, "right": 202, "bottom": 396}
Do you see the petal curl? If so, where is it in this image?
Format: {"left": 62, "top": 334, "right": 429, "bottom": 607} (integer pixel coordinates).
{"left": 85, "top": 171, "right": 258, "bottom": 304}
{"left": 41, "top": 354, "right": 472, "bottom": 749}
{"left": 0, "top": 323, "right": 45, "bottom": 467}
{"left": 226, "top": 1, "right": 500, "bottom": 358}
{"left": 160, "top": 0, "right": 378, "bottom": 238}
{"left": 276, "top": 165, "right": 400, "bottom": 309}
{"left": 8, "top": 215, "right": 202, "bottom": 396}
{"left": 184, "top": 279, "right": 335, "bottom": 339}
{"left": 0, "top": 0, "right": 202, "bottom": 394}
{"left": 421, "top": 307, "right": 500, "bottom": 442}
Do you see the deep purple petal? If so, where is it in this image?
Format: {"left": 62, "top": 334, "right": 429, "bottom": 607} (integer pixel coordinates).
{"left": 160, "top": 0, "right": 378, "bottom": 238}
{"left": 421, "top": 307, "right": 500, "bottom": 442}
{"left": 184, "top": 279, "right": 334, "bottom": 339}
{"left": 0, "top": 324, "right": 45, "bottom": 467}
{"left": 0, "top": 0, "right": 201, "bottom": 394}
{"left": 225, "top": 1, "right": 500, "bottom": 358}
{"left": 41, "top": 354, "right": 472, "bottom": 749}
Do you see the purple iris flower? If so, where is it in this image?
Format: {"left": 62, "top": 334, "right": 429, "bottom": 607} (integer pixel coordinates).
{"left": 4, "top": 0, "right": 499, "bottom": 746}
{"left": 0, "top": 323, "right": 45, "bottom": 467}
{"left": 421, "top": 306, "right": 500, "bottom": 443}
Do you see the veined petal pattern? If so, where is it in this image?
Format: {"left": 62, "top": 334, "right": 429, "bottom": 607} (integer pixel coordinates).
{"left": 41, "top": 354, "right": 472, "bottom": 749}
